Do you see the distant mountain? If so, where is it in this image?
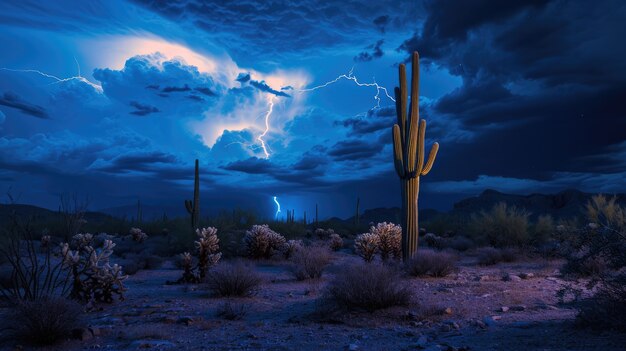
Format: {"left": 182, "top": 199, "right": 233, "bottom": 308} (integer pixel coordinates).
{"left": 0, "top": 204, "right": 115, "bottom": 225}
{"left": 452, "top": 189, "right": 626, "bottom": 219}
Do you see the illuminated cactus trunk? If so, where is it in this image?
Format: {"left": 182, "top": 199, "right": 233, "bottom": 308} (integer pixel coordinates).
{"left": 392, "top": 52, "right": 439, "bottom": 261}
{"left": 185, "top": 159, "right": 200, "bottom": 229}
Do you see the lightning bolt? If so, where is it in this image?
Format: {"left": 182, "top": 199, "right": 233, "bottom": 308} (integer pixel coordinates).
{"left": 0, "top": 57, "right": 102, "bottom": 92}
{"left": 273, "top": 196, "right": 281, "bottom": 219}
{"left": 257, "top": 95, "right": 275, "bottom": 158}
{"left": 297, "top": 67, "right": 396, "bottom": 110}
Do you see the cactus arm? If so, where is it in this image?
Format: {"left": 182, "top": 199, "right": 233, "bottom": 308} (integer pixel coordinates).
{"left": 410, "top": 52, "right": 419, "bottom": 121}
{"left": 416, "top": 119, "right": 426, "bottom": 173}
{"left": 392, "top": 124, "right": 405, "bottom": 178}
{"left": 420, "top": 142, "right": 439, "bottom": 176}
{"left": 406, "top": 108, "right": 419, "bottom": 174}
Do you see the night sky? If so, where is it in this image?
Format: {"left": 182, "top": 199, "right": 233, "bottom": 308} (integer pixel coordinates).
{"left": 0, "top": 0, "right": 624, "bottom": 219}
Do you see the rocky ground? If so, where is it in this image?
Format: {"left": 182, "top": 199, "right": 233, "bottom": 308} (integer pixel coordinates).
{"left": 2, "top": 250, "right": 625, "bottom": 351}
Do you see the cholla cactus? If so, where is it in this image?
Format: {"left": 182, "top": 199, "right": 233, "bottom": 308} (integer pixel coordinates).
{"left": 329, "top": 233, "right": 344, "bottom": 251}
{"left": 129, "top": 227, "right": 148, "bottom": 243}
{"left": 354, "top": 233, "right": 380, "bottom": 262}
{"left": 281, "top": 239, "right": 304, "bottom": 259}
{"left": 370, "top": 222, "right": 402, "bottom": 260}
{"left": 179, "top": 252, "right": 196, "bottom": 283}
{"left": 315, "top": 228, "right": 335, "bottom": 240}
{"left": 195, "top": 227, "right": 222, "bottom": 279}
{"left": 60, "top": 237, "right": 127, "bottom": 303}
{"left": 244, "top": 224, "right": 286, "bottom": 259}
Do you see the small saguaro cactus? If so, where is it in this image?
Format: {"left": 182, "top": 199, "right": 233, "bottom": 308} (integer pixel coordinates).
{"left": 392, "top": 51, "right": 439, "bottom": 261}
{"left": 185, "top": 159, "right": 200, "bottom": 229}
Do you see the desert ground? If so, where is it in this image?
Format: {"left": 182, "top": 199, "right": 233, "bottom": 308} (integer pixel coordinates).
{"left": 3, "top": 247, "right": 624, "bottom": 351}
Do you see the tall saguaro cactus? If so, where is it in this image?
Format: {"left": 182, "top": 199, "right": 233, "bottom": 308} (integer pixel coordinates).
{"left": 185, "top": 159, "right": 200, "bottom": 229}
{"left": 392, "top": 52, "right": 439, "bottom": 261}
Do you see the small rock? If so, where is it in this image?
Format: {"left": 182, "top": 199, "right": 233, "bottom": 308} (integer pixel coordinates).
{"left": 161, "top": 316, "right": 177, "bottom": 324}
{"left": 504, "top": 274, "right": 522, "bottom": 282}
{"left": 348, "top": 343, "right": 359, "bottom": 351}
{"left": 71, "top": 328, "right": 93, "bottom": 341}
{"left": 474, "top": 319, "right": 487, "bottom": 329}
{"left": 478, "top": 275, "right": 490, "bottom": 282}
{"left": 519, "top": 272, "right": 534, "bottom": 279}
{"left": 177, "top": 316, "right": 195, "bottom": 325}
{"left": 482, "top": 316, "right": 497, "bottom": 327}
{"left": 444, "top": 307, "right": 453, "bottom": 315}
{"left": 500, "top": 306, "right": 510, "bottom": 312}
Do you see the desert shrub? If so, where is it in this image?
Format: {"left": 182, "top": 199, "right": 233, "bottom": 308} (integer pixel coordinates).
{"left": 469, "top": 202, "right": 530, "bottom": 247}
{"left": 176, "top": 227, "right": 222, "bottom": 283}
{"left": 62, "top": 235, "right": 128, "bottom": 303}
{"left": 406, "top": 250, "right": 457, "bottom": 278}
{"left": 446, "top": 236, "right": 473, "bottom": 252}
{"left": 422, "top": 233, "right": 444, "bottom": 249}
{"left": 476, "top": 247, "right": 518, "bottom": 266}
{"left": 281, "top": 239, "right": 304, "bottom": 259}
{"left": 326, "top": 263, "right": 411, "bottom": 312}
{"left": 354, "top": 233, "right": 379, "bottom": 262}
{"left": 328, "top": 233, "right": 344, "bottom": 251}
{"left": 558, "top": 195, "right": 626, "bottom": 331}
{"left": 129, "top": 227, "right": 148, "bottom": 243}
{"left": 370, "top": 222, "right": 402, "bottom": 260}
{"left": 289, "top": 245, "right": 332, "bottom": 280}
{"left": 10, "top": 296, "right": 82, "bottom": 345}
{"left": 315, "top": 228, "right": 335, "bottom": 240}
{"left": 216, "top": 301, "right": 247, "bottom": 320}
{"left": 531, "top": 215, "right": 554, "bottom": 245}
{"left": 243, "top": 224, "right": 286, "bottom": 259}
{"left": 204, "top": 262, "right": 262, "bottom": 297}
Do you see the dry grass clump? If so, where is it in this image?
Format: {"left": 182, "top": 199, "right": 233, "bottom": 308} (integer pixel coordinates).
{"left": 289, "top": 245, "right": 332, "bottom": 280}
{"left": 326, "top": 263, "right": 411, "bottom": 312}
{"left": 204, "top": 261, "right": 262, "bottom": 297}
{"left": 406, "top": 250, "right": 458, "bottom": 277}
{"left": 10, "top": 296, "right": 82, "bottom": 345}
{"left": 216, "top": 301, "right": 247, "bottom": 320}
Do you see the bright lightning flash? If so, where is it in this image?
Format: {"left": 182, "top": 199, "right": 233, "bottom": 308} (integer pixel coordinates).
{"left": 257, "top": 95, "right": 275, "bottom": 158}
{"left": 0, "top": 57, "right": 102, "bottom": 92}
{"left": 273, "top": 196, "right": 281, "bottom": 219}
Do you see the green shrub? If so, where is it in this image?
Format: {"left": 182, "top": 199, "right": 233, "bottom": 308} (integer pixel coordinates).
{"left": 469, "top": 202, "right": 530, "bottom": 247}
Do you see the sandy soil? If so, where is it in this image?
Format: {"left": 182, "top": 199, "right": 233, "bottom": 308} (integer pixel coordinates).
{"left": 2, "top": 251, "right": 625, "bottom": 351}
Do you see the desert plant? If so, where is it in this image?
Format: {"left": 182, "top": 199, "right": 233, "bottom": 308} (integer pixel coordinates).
{"left": 62, "top": 235, "right": 127, "bottom": 303}
{"left": 392, "top": 51, "right": 440, "bottom": 261}
{"left": 216, "top": 301, "right": 247, "bottom": 320}
{"left": 469, "top": 202, "right": 530, "bottom": 247}
{"left": 354, "top": 233, "right": 379, "bottom": 262}
{"left": 195, "top": 227, "right": 221, "bottom": 279}
{"left": 476, "top": 247, "right": 518, "bottom": 266}
{"left": 204, "top": 261, "right": 262, "bottom": 297}
{"left": 9, "top": 296, "right": 82, "bottom": 345}
{"left": 129, "top": 227, "right": 148, "bottom": 243}
{"left": 184, "top": 159, "right": 200, "bottom": 229}
{"left": 406, "top": 250, "right": 457, "bottom": 277}
{"left": 327, "top": 263, "right": 411, "bottom": 312}
{"left": 370, "top": 222, "right": 402, "bottom": 260}
{"left": 315, "top": 228, "right": 335, "bottom": 240}
{"left": 328, "top": 233, "right": 344, "bottom": 251}
{"left": 243, "top": 224, "right": 286, "bottom": 259}
{"left": 281, "top": 239, "right": 303, "bottom": 259}
{"left": 531, "top": 214, "right": 554, "bottom": 245}
{"left": 289, "top": 245, "right": 332, "bottom": 280}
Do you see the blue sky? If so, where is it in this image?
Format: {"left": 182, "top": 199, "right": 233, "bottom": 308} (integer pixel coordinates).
{"left": 0, "top": 0, "right": 624, "bottom": 219}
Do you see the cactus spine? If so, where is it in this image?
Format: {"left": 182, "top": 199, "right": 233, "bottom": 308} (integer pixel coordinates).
{"left": 184, "top": 159, "right": 200, "bottom": 229}
{"left": 392, "top": 52, "right": 439, "bottom": 261}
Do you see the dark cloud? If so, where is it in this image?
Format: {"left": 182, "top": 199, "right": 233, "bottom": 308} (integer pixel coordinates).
{"left": 90, "top": 151, "right": 178, "bottom": 174}
{"left": 249, "top": 80, "right": 291, "bottom": 97}
{"left": 354, "top": 39, "right": 384, "bottom": 62}
{"left": 0, "top": 92, "right": 49, "bottom": 119}
{"left": 161, "top": 84, "right": 191, "bottom": 92}
{"left": 129, "top": 101, "right": 160, "bottom": 116}
{"left": 222, "top": 157, "right": 277, "bottom": 174}
{"left": 328, "top": 139, "right": 384, "bottom": 161}
{"left": 236, "top": 73, "right": 251, "bottom": 83}
{"left": 373, "top": 15, "right": 389, "bottom": 33}
{"left": 194, "top": 87, "right": 216, "bottom": 96}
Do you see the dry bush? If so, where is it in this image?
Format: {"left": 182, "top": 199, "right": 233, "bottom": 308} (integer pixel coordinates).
{"left": 204, "top": 261, "right": 262, "bottom": 297}
{"left": 129, "top": 227, "right": 148, "bottom": 243}
{"left": 243, "top": 224, "right": 286, "bottom": 259}
{"left": 10, "top": 296, "right": 82, "bottom": 345}
{"left": 281, "top": 239, "right": 303, "bottom": 259}
{"left": 469, "top": 202, "right": 530, "bottom": 247}
{"left": 354, "top": 233, "right": 379, "bottom": 262}
{"left": 328, "top": 233, "right": 344, "bottom": 251}
{"left": 476, "top": 247, "right": 518, "bottom": 266}
{"left": 315, "top": 228, "right": 335, "bottom": 240}
{"left": 216, "top": 301, "right": 247, "bottom": 320}
{"left": 289, "top": 245, "right": 332, "bottom": 280}
{"left": 326, "top": 263, "right": 411, "bottom": 312}
{"left": 406, "top": 250, "right": 457, "bottom": 278}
